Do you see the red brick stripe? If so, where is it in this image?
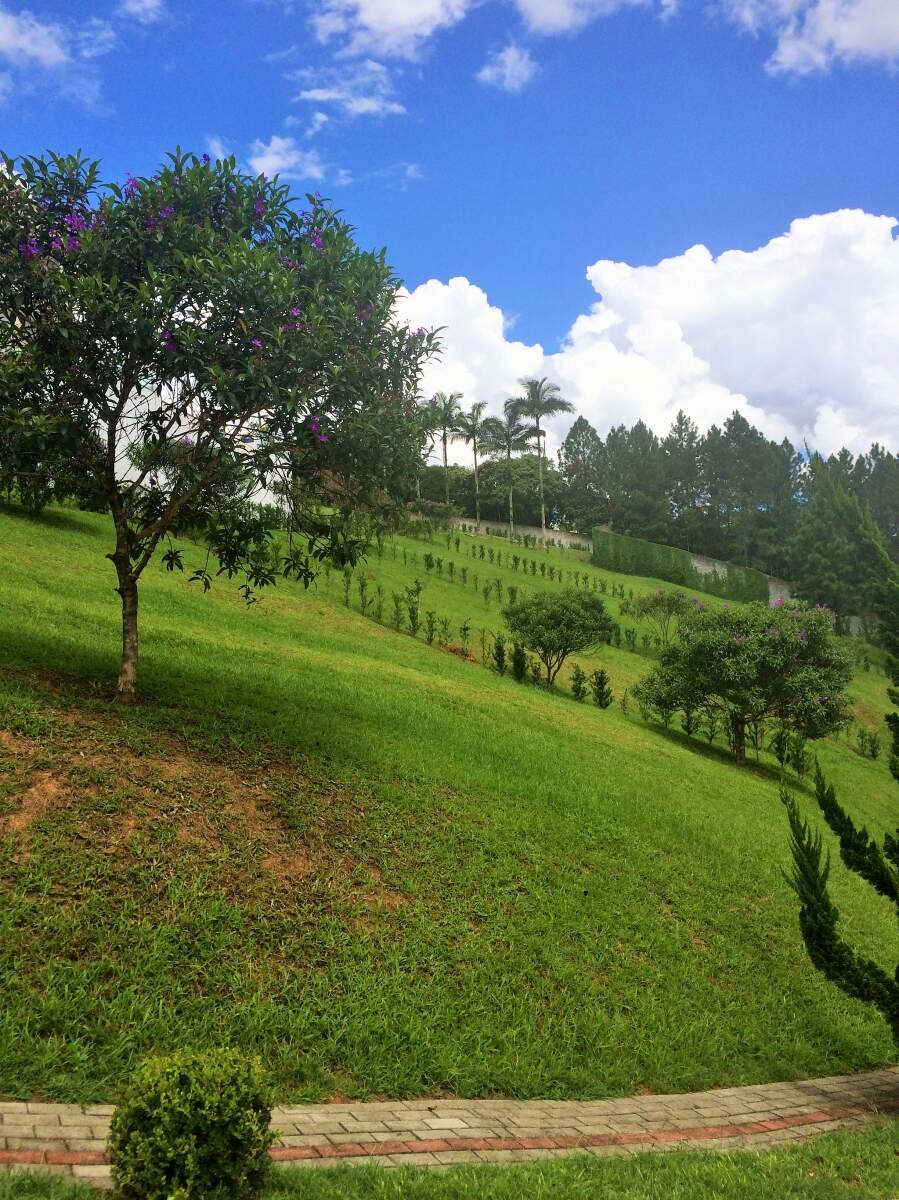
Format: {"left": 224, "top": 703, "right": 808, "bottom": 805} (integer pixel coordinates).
{"left": 1, "top": 1098, "right": 896, "bottom": 1170}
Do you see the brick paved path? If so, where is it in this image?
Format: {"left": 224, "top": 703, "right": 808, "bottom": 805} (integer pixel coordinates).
{"left": 2, "top": 1067, "right": 897, "bottom": 1189}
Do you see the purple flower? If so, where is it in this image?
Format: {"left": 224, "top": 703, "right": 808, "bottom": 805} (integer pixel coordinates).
{"left": 124, "top": 173, "right": 140, "bottom": 197}
{"left": 250, "top": 337, "right": 263, "bottom": 350}
{"left": 722, "top": 602, "right": 730, "bottom": 610}
{"left": 253, "top": 196, "right": 265, "bottom": 219}
{"left": 355, "top": 302, "right": 373, "bottom": 322}
{"left": 291, "top": 306, "right": 302, "bottom": 318}
{"left": 146, "top": 217, "right": 158, "bottom": 230}
{"left": 64, "top": 212, "right": 88, "bottom": 232}
{"left": 241, "top": 435, "right": 254, "bottom": 444}
{"left": 309, "top": 230, "right": 325, "bottom": 252}
{"left": 50, "top": 235, "right": 63, "bottom": 252}
{"left": 161, "top": 329, "right": 176, "bottom": 352}
{"left": 66, "top": 236, "right": 81, "bottom": 252}
{"left": 318, "top": 434, "right": 329, "bottom": 443}
{"left": 414, "top": 326, "right": 426, "bottom": 336}
{"left": 18, "top": 238, "right": 41, "bottom": 260}
{"left": 773, "top": 596, "right": 785, "bottom": 608}
{"left": 159, "top": 206, "right": 175, "bottom": 219}
{"left": 202, "top": 153, "right": 210, "bottom": 164}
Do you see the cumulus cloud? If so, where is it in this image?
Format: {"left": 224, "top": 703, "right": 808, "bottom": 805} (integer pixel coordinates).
{"left": 292, "top": 59, "right": 405, "bottom": 117}
{"left": 514, "top": 0, "right": 650, "bottom": 35}
{"left": 477, "top": 42, "right": 537, "bottom": 92}
{"left": 311, "top": 0, "right": 472, "bottom": 57}
{"left": 205, "top": 134, "right": 231, "bottom": 161}
{"left": 723, "top": 0, "right": 899, "bottom": 73}
{"left": 399, "top": 210, "right": 899, "bottom": 459}
{"left": 248, "top": 135, "right": 326, "bottom": 179}
{"left": 395, "top": 277, "right": 545, "bottom": 461}
{"left": 118, "top": 0, "right": 166, "bottom": 23}
{"left": 0, "top": 4, "right": 68, "bottom": 68}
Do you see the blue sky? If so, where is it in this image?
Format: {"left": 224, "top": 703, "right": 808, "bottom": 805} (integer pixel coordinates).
{"left": 3, "top": 1, "right": 898, "bottom": 452}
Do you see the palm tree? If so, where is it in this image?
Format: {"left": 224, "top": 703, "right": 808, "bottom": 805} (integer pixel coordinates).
{"left": 453, "top": 401, "right": 489, "bottom": 532}
{"left": 482, "top": 399, "right": 533, "bottom": 537}
{"left": 431, "top": 391, "right": 463, "bottom": 504}
{"left": 517, "top": 377, "right": 574, "bottom": 534}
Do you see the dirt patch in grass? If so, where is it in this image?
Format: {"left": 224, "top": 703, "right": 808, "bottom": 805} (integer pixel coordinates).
{"left": 4, "top": 771, "right": 63, "bottom": 835}
{"left": 0, "top": 729, "right": 36, "bottom": 756}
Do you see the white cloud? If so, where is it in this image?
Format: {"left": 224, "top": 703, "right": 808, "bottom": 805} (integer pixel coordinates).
{"left": 723, "top": 0, "right": 899, "bottom": 73}
{"left": 205, "top": 134, "right": 231, "bottom": 161}
{"left": 477, "top": 42, "right": 537, "bottom": 92}
{"left": 395, "top": 277, "right": 545, "bottom": 462}
{"left": 292, "top": 59, "right": 405, "bottom": 117}
{"left": 118, "top": 0, "right": 166, "bottom": 23}
{"left": 399, "top": 211, "right": 899, "bottom": 459}
{"left": 513, "top": 0, "right": 648, "bottom": 35}
{"left": 0, "top": 5, "right": 68, "bottom": 68}
{"left": 305, "top": 110, "right": 330, "bottom": 136}
{"left": 310, "top": 0, "right": 473, "bottom": 57}
{"left": 74, "top": 19, "right": 117, "bottom": 60}
{"left": 248, "top": 135, "right": 326, "bottom": 179}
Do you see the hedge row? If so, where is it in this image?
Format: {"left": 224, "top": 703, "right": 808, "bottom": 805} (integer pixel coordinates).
{"left": 591, "top": 528, "right": 769, "bottom": 603}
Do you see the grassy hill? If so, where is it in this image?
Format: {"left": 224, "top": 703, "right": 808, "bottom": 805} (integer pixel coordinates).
{"left": 0, "top": 505, "right": 895, "bottom": 1105}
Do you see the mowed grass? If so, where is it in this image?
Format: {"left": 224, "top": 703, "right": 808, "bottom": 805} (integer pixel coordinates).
{"left": 0, "top": 505, "right": 896, "bottom": 1105}
{"left": 4, "top": 1123, "right": 899, "bottom": 1200}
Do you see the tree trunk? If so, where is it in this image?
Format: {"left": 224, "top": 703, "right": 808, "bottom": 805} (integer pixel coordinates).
{"left": 536, "top": 420, "right": 546, "bottom": 535}
{"left": 442, "top": 434, "right": 449, "bottom": 504}
{"left": 473, "top": 446, "right": 480, "bottom": 532}
{"left": 730, "top": 715, "right": 746, "bottom": 764}
{"left": 116, "top": 571, "right": 139, "bottom": 700}
{"left": 507, "top": 449, "right": 514, "bottom": 537}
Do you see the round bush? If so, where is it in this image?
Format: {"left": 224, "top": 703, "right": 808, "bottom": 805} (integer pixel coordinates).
{"left": 108, "top": 1049, "right": 274, "bottom": 1200}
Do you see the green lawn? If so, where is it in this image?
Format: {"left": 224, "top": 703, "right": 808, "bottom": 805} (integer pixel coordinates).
{"left": 4, "top": 1123, "right": 899, "bottom": 1199}
{"left": 0, "top": 505, "right": 895, "bottom": 1104}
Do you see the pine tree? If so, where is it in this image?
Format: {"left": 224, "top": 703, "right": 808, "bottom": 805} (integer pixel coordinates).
{"left": 782, "top": 765, "right": 898, "bottom": 1047}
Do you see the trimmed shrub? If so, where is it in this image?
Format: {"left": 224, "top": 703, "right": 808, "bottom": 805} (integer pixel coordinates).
{"left": 592, "top": 527, "right": 769, "bottom": 602}
{"left": 108, "top": 1049, "right": 274, "bottom": 1200}
{"left": 511, "top": 641, "right": 527, "bottom": 682}
{"left": 492, "top": 632, "right": 507, "bottom": 676}
{"left": 570, "top": 662, "right": 588, "bottom": 702}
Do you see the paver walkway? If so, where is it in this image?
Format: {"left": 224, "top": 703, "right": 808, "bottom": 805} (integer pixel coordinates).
{"left": 2, "top": 1067, "right": 897, "bottom": 1189}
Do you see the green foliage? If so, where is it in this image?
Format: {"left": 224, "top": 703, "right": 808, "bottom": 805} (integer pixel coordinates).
{"left": 404, "top": 580, "right": 423, "bottom": 637}
{"left": 0, "top": 147, "right": 436, "bottom": 695}
{"left": 630, "top": 588, "right": 691, "bottom": 647}
{"left": 782, "top": 766, "right": 899, "bottom": 1047}
{"left": 503, "top": 589, "right": 612, "bottom": 686}
{"left": 634, "top": 601, "right": 852, "bottom": 763}
{"left": 424, "top": 611, "right": 437, "bottom": 646}
{"left": 510, "top": 641, "right": 527, "bottom": 683}
{"left": 570, "top": 662, "right": 588, "bottom": 702}
{"left": 589, "top": 669, "right": 613, "bottom": 709}
{"left": 789, "top": 466, "right": 893, "bottom": 625}
{"left": 787, "top": 732, "right": 811, "bottom": 780}
{"left": 592, "top": 529, "right": 769, "bottom": 602}
{"left": 491, "top": 632, "right": 507, "bottom": 676}
{"left": 108, "top": 1049, "right": 274, "bottom": 1200}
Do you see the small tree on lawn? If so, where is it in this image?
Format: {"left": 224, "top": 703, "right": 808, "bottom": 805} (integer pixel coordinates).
{"left": 503, "top": 589, "right": 612, "bottom": 686}
{"left": 633, "top": 600, "right": 851, "bottom": 764}
{"left": 0, "top": 148, "right": 436, "bottom": 698}
{"left": 630, "top": 588, "right": 691, "bottom": 648}
{"left": 782, "top": 764, "right": 898, "bottom": 1048}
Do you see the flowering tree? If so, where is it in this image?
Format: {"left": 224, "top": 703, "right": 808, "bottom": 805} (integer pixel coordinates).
{"left": 0, "top": 149, "right": 437, "bottom": 697}
{"left": 633, "top": 601, "right": 852, "bottom": 763}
